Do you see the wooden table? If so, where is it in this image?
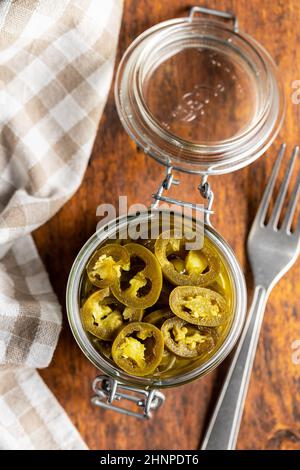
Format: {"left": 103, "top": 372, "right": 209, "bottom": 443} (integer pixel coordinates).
{"left": 36, "top": 0, "right": 300, "bottom": 450}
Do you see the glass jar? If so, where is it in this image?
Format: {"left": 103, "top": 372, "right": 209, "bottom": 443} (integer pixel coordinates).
{"left": 67, "top": 209, "right": 246, "bottom": 417}
{"left": 66, "top": 6, "right": 285, "bottom": 419}
{"left": 115, "top": 6, "right": 285, "bottom": 174}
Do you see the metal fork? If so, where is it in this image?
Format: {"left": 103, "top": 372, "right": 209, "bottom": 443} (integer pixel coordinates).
{"left": 201, "top": 144, "right": 300, "bottom": 450}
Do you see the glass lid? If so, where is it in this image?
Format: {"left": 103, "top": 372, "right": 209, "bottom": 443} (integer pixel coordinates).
{"left": 115, "top": 7, "right": 285, "bottom": 175}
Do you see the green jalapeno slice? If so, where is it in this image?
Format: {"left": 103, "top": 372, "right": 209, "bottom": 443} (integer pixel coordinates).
{"left": 161, "top": 317, "right": 215, "bottom": 358}
{"left": 111, "top": 243, "right": 162, "bottom": 309}
{"left": 81, "top": 288, "right": 123, "bottom": 340}
{"left": 81, "top": 288, "right": 143, "bottom": 341}
{"left": 91, "top": 337, "right": 112, "bottom": 360}
{"left": 156, "top": 349, "right": 176, "bottom": 373}
{"left": 154, "top": 230, "right": 220, "bottom": 286}
{"left": 122, "top": 306, "right": 144, "bottom": 322}
{"left": 112, "top": 322, "right": 164, "bottom": 376}
{"left": 86, "top": 244, "right": 130, "bottom": 288}
{"left": 169, "top": 286, "right": 228, "bottom": 327}
{"left": 143, "top": 308, "right": 173, "bottom": 328}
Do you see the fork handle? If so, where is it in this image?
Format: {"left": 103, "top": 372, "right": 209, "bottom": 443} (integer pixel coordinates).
{"left": 201, "top": 285, "right": 268, "bottom": 450}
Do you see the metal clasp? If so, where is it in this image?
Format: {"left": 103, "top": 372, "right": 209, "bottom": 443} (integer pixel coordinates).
{"left": 152, "top": 166, "right": 214, "bottom": 225}
{"left": 189, "top": 5, "right": 239, "bottom": 33}
{"left": 92, "top": 376, "right": 165, "bottom": 420}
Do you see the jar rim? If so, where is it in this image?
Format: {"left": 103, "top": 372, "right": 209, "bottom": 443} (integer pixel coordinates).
{"left": 136, "top": 21, "right": 271, "bottom": 147}
{"left": 66, "top": 210, "right": 247, "bottom": 389}
{"left": 115, "top": 16, "right": 285, "bottom": 174}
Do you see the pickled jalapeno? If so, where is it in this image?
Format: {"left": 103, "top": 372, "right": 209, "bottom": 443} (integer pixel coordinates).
{"left": 80, "top": 230, "right": 233, "bottom": 379}
{"left": 86, "top": 244, "right": 130, "bottom": 288}
{"left": 161, "top": 317, "right": 215, "bottom": 358}
{"left": 111, "top": 243, "right": 163, "bottom": 309}
{"left": 154, "top": 230, "right": 220, "bottom": 287}
{"left": 112, "top": 322, "right": 164, "bottom": 376}
{"left": 169, "top": 286, "right": 228, "bottom": 327}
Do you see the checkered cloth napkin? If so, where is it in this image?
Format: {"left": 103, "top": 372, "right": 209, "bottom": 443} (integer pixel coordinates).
{"left": 0, "top": 0, "right": 123, "bottom": 449}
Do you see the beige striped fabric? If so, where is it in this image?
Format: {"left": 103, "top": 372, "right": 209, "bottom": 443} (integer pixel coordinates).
{"left": 0, "top": 0, "right": 123, "bottom": 449}
{"left": 0, "top": 368, "right": 86, "bottom": 450}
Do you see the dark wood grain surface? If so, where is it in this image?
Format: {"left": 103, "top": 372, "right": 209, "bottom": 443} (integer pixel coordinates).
{"left": 36, "top": 0, "right": 300, "bottom": 450}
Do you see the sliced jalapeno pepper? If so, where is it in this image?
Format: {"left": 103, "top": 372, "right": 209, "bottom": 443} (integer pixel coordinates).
{"left": 80, "top": 276, "right": 98, "bottom": 306}
{"left": 154, "top": 230, "right": 220, "bottom": 286}
{"left": 209, "top": 272, "right": 227, "bottom": 297}
{"left": 123, "top": 306, "right": 144, "bottom": 322}
{"left": 81, "top": 289, "right": 143, "bottom": 341}
{"left": 86, "top": 244, "right": 130, "bottom": 288}
{"left": 81, "top": 288, "right": 123, "bottom": 340}
{"left": 91, "top": 337, "right": 112, "bottom": 360}
{"left": 169, "top": 286, "right": 228, "bottom": 327}
{"left": 111, "top": 243, "right": 163, "bottom": 309}
{"left": 156, "top": 349, "right": 176, "bottom": 373}
{"left": 161, "top": 317, "right": 215, "bottom": 358}
{"left": 112, "top": 322, "right": 164, "bottom": 376}
{"left": 137, "top": 237, "right": 156, "bottom": 253}
{"left": 143, "top": 308, "right": 173, "bottom": 328}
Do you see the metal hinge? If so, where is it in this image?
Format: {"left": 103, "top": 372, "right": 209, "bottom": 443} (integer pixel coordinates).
{"left": 152, "top": 166, "right": 214, "bottom": 225}
{"left": 91, "top": 376, "right": 165, "bottom": 420}
{"left": 189, "top": 5, "right": 239, "bottom": 32}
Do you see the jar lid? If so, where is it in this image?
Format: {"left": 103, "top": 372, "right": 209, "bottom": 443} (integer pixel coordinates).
{"left": 115, "top": 7, "right": 285, "bottom": 175}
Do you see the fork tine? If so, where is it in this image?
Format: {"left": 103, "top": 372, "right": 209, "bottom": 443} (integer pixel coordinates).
{"left": 281, "top": 169, "right": 300, "bottom": 233}
{"left": 255, "top": 144, "right": 286, "bottom": 225}
{"left": 269, "top": 146, "right": 299, "bottom": 228}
